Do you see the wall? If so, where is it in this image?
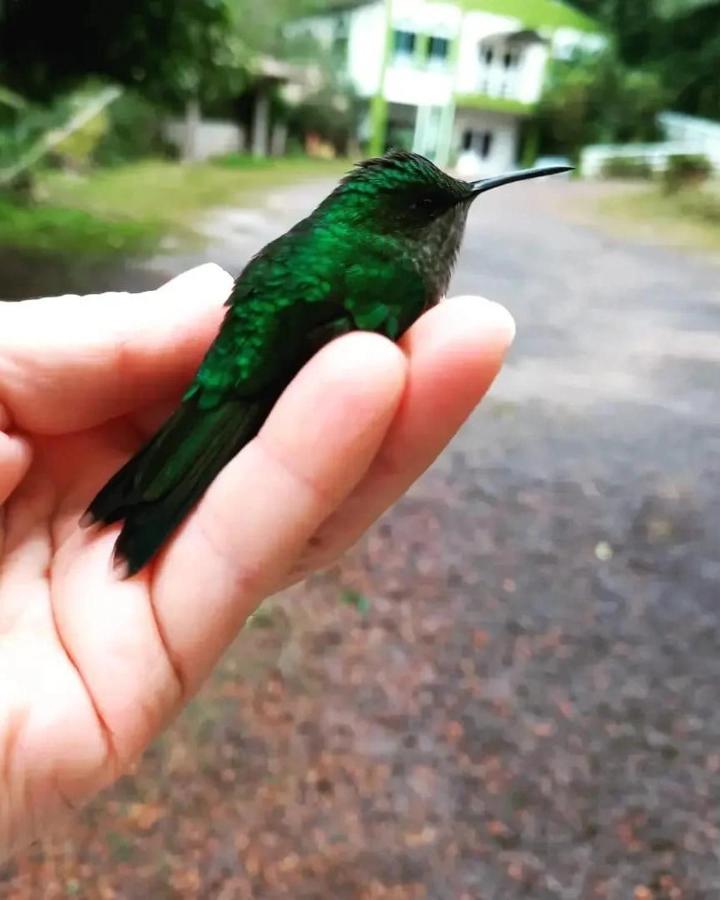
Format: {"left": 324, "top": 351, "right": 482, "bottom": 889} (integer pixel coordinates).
{"left": 454, "top": 108, "right": 519, "bottom": 177}
{"left": 164, "top": 120, "right": 244, "bottom": 161}
{"left": 347, "top": 2, "right": 387, "bottom": 97}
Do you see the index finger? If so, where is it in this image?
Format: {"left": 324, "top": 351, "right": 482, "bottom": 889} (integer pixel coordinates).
{"left": 0, "top": 264, "right": 232, "bottom": 434}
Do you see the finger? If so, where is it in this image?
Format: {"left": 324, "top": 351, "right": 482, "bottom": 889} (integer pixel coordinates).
{"left": 0, "top": 263, "right": 233, "bottom": 434}
{"left": 151, "top": 332, "right": 408, "bottom": 693}
{"left": 0, "top": 432, "right": 32, "bottom": 504}
{"left": 288, "top": 296, "right": 515, "bottom": 576}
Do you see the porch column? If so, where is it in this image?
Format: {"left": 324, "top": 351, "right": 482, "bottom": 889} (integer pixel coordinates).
{"left": 252, "top": 85, "right": 271, "bottom": 158}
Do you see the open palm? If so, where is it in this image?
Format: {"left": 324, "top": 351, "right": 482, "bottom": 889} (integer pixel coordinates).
{"left": 0, "top": 264, "right": 514, "bottom": 857}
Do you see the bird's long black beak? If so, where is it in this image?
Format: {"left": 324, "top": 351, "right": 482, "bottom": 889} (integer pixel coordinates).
{"left": 471, "top": 165, "right": 573, "bottom": 196}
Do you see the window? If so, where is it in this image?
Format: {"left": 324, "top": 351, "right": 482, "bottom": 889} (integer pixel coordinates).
{"left": 481, "top": 131, "right": 494, "bottom": 158}
{"left": 482, "top": 46, "right": 494, "bottom": 65}
{"left": 461, "top": 129, "right": 494, "bottom": 159}
{"left": 393, "top": 30, "right": 416, "bottom": 58}
{"left": 428, "top": 36, "right": 450, "bottom": 63}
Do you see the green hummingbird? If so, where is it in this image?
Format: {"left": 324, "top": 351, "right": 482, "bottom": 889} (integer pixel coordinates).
{"left": 84, "top": 150, "right": 570, "bottom": 575}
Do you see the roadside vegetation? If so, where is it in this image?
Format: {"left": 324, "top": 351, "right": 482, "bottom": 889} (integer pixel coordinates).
{"left": 598, "top": 181, "right": 720, "bottom": 254}
{"left": 0, "top": 156, "right": 346, "bottom": 260}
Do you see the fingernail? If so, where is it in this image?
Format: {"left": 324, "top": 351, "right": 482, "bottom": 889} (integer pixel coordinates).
{"left": 486, "top": 301, "right": 516, "bottom": 347}
{"left": 160, "top": 263, "right": 234, "bottom": 303}
{"left": 448, "top": 295, "right": 517, "bottom": 347}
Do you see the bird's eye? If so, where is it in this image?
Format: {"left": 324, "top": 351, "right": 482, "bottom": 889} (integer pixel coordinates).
{"left": 410, "top": 196, "right": 436, "bottom": 213}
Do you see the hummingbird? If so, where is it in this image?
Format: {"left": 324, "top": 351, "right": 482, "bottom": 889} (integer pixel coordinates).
{"left": 84, "top": 150, "right": 571, "bottom": 576}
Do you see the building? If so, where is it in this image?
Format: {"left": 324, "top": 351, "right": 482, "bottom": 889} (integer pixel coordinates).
{"left": 291, "top": 0, "right": 604, "bottom": 176}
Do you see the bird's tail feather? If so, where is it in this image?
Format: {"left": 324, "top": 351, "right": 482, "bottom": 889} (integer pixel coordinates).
{"left": 85, "top": 396, "right": 270, "bottom": 577}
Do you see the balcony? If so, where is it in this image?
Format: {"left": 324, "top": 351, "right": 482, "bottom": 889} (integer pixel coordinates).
{"left": 454, "top": 29, "right": 547, "bottom": 114}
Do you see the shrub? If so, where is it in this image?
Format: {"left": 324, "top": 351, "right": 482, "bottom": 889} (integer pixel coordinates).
{"left": 662, "top": 154, "right": 712, "bottom": 193}
{"left": 93, "top": 92, "right": 170, "bottom": 166}
{"left": 602, "top": 157, "right": 654, "bottom": 180}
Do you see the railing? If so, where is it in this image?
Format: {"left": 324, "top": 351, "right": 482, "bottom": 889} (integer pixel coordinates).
{"left": 580, "top": 141, "right": 720, "bottom": 177}
{"left": 475, "top": 68, "right": 520, "bottom": 100}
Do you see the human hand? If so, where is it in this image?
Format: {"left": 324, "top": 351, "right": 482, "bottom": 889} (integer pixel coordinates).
{"left": 0, "top": 263, "right": 514, "bottom": 857}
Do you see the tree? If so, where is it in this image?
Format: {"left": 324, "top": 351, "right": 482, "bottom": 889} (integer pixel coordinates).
{"left": 536, "top": 49, "right": 667, "bottom": 159}
{"left": 0, "top": 0, "right": 246, "bottom": 107}
{"left": 649, "top": 1, "right": 720, "bottom": 118}
{"left": 563, "top": 0, "right": 720, "bottom": 120}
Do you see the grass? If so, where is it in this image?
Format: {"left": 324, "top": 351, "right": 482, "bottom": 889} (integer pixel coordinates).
{"left": 0, "top": 200, "right": 161, "bottom": 258}
{"left": 0, "top": 156, "right": 347, "bottom": 261}
{"left": 598, "top": 182, "right": 720, "bottom": 255}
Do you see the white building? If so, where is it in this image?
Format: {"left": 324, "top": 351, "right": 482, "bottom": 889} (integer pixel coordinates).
{"left": 291, "top": 0, "right": 604, "bottom": 176}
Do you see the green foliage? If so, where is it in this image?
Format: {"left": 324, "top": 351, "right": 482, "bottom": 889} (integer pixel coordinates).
{"left": 341, "top": 590, "right": 371, "bottom": 615}
{"left": 93, "top": 93, "right": 170, "bottom": 166}
{"left": 650, "top": 2, "right": 720, "bottom": 120}
{"left": 0, "top": 1, "right": 327, "bottom": 113}
{"left": 535, "top": 49, "right": 667, "bottom": 159}
{"left": 0, "top": 0, "right": 245, "bottom": 107}
{"left": 0, "top": 83, "right": 122, "bottom": 194}
{"left": 212, "top": 153, "right": 291, "bottom": 169}
{"left": 54, "top": 110, "right": 110, "bottom": 171}
{"left": 602, "top": 157, "right": 654, "bottom": 179}
{"left": 0, "top": 199, "right": 162, "bottom": 258}
{"left": 0, "top": 92, "right": 72, "bottom": 171}
{"left": 286, "top": 84, "right": 363, "bottom": 155}
{"left": 0, "top": 157, "right": 344, "bottom": 260}
{"left": 662, "top": 154, "right": 712, "bottom": 193}
{"left": 0, "top": 85, "right": 27, "bottom": 110}
{"left": 562, "top": 0, "right": 720, "bottom": 120}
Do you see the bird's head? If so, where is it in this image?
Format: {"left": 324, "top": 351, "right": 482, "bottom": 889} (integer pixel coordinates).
{"left": 328, "top": 150, "right": 572, "bottom": 241}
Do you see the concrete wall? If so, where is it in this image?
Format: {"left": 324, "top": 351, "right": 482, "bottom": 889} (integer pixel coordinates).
{"left": 347, "top": 2, "right": 387, "bottom": 97}
{"left": 164, "top": 120, "right": 244, "bottom": 161}
{"left": 454, "top": 108, "right": 519, "bottom": 177}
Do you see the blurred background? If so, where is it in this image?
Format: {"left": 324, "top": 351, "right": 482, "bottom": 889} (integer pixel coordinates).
{"left": 1, "top": 0, "right": 719, "bottom": 897}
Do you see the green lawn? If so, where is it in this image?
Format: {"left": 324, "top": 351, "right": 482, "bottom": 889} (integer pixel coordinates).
{"left": 0, "top": 156, "right": 347, "bottom": 260}
{"left": 599, "top": 182, "right": 720, "bottom": 255}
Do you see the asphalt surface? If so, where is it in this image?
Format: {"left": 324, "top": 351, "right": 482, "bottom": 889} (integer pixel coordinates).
{"left": 2, "top": 178, "right": 720, "bottom": 898}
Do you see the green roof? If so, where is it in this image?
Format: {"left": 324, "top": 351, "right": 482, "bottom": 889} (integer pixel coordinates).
{"left": 454, "top": 93, "right": 534, "bottom": 115}
{"left": 462, "top": 0, "right": 598, "bottom": 33}
{"left": 320, "top": 1, "right": 600, "bottom": 32}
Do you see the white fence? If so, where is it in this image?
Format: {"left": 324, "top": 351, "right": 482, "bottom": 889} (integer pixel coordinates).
{"left": 580, "top": 112, "right": 720, "bottom": 178}
{"left": 580, "top": 142, "right": 720, "bottom": 177}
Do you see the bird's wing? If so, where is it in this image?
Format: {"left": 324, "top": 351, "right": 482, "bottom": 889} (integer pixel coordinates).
{"left": 185, "top": 253, "right": 350, "bottom": 411}
{"left": 343, "top": 247, "right": 428, "bottom": 340}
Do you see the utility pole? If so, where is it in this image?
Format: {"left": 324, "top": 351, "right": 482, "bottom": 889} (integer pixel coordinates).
{"left": 369, "top": 0, "right": 392, "bottom": 156}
